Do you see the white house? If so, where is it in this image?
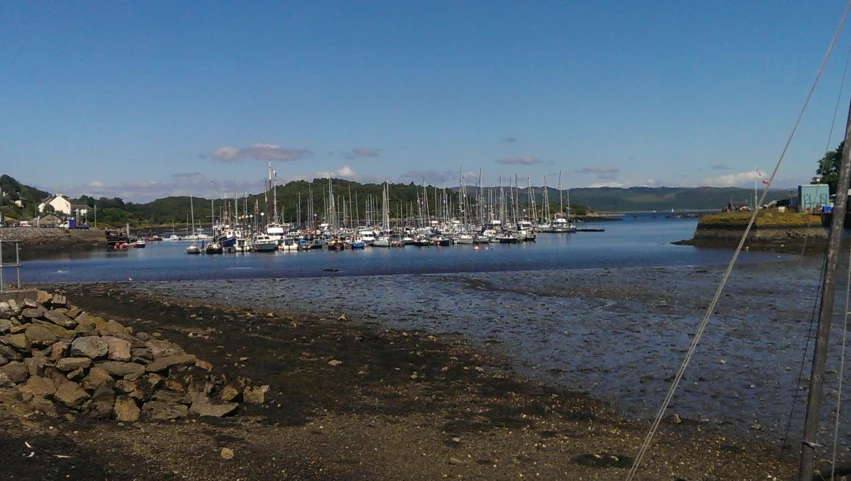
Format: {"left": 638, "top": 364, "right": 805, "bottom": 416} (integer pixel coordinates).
{"left": 71, "top": 204, "right": 89, "bottom": 217}
{"left": 38, "top": 194, "right": 72, "bottom": 215}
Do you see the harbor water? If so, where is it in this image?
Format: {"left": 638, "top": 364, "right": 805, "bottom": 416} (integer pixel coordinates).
{"left": 23, "top": 214, "right": 850, "bottom": 449}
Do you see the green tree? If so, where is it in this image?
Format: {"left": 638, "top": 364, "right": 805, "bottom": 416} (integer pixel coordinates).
{"left": 817, "top": 141, "right": 845, "bottom": 194}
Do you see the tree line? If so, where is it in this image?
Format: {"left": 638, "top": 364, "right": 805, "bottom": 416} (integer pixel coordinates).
{"left": 0, "top": 175, "right": 588, "bottom": 229}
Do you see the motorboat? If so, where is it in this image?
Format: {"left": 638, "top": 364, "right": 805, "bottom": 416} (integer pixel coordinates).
{"left": 253, "top": 234, "right": 278, "bottom": 252}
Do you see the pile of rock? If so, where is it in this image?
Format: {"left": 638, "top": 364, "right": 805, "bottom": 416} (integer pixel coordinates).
{"left": 0, "top": 290, "right": 265, "bottom": 421}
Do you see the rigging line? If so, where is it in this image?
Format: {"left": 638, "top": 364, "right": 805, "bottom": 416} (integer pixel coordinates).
{"left": 827, "top": 33, "right": 851, "bottom": 154}
{"left": 781, "top": 251, "right": 827, "bottom": 450}
{"left": 832, "top": 236, "right": 851, "bottom": 480}
{"left": 625, "top": 1, "right": 851, "bottom": 478}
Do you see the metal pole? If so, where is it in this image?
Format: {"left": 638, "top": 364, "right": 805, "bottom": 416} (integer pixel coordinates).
{"left": 15, "top": 241, "right": 19, "bottom": 289}
{"left": 798, "top": 98, "right": 851, "bottom": 481}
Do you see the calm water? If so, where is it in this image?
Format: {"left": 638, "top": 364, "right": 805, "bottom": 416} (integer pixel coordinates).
{"left": 23, "top": 215, "right": 787, "bottom": 284}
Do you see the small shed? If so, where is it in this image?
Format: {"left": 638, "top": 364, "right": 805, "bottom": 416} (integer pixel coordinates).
{"left": 799, "top": 184, "right": 830, "bottom": 212}
{"left": 36, "top": 214, "right": 62, "bottom": 229}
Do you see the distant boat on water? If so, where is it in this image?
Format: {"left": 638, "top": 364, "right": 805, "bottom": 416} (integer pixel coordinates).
{"left": 204, "top": 241, "right": 223, "bottom": 255}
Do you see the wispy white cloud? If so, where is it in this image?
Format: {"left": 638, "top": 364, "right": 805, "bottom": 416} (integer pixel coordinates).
{"left": 210, "top": 143, "right": 313, "bottom": 163}
{"left": 399, "top": 170, "right": 449, "bottom": 185}
{"left": 68, "top": 175, "right": 264, "bottom": 203}
{"left": 496, "top": 156, "right": 542, "bottom": 165}
{"left": 587, "top": 178, "right": 662, "bottom": 188}
{"left": 457, "top": 170, "right": 481, "bottom": 185}
{"left": 171, "top": 172, "right": 204, "bottom": 182}
{"left": 286, "top": 166, "right": 384, "bottom": 184}
{"left": 575, "top": 165, "right": 619, "bottom": 174}
{"left": 574, "top": 165, "right": 620, "bottom": 180}
{"left": 703, "top": 170, "right": 765, "bottom": 187}
{"left": 351, "top": 147, "right": 380, "bottom": 157}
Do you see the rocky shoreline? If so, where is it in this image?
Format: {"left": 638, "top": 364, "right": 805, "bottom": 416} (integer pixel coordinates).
{"left": 0, "top": 285, "right": 797, "bottom": 480}
{"left": 0, "top": 290, "right": 264, "bottom": 423}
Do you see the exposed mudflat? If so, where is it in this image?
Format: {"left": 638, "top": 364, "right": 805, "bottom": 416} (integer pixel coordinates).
{"left": 113, "top": 258, "right": 847, "bottom": 448}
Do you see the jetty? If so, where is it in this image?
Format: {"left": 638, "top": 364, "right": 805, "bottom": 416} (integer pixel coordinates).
{"left": 675, "top": 209, "right": 827, "bottom": 252}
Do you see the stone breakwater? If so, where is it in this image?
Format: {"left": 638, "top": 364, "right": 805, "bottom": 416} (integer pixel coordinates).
{"left": 0, "top": 227, "right": 104, "bottom": 260}
{"left": 675, "top": 220, "right": 828, "bottom": 252}
{"left": 0, "top": 290, "right": 266, "bottom": 422}
{"left": 0, "top": 227, "right": 75, "bottom": 244}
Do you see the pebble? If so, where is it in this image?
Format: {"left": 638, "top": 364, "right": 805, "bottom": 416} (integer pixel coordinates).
{"left": 221, "top": 447, "right": 234, "bottom": 459}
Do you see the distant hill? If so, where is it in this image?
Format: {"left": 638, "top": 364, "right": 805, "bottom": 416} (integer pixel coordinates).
{"left": 0, "top": 172, "right": 797, "bottom": 226}
{"left": 564, "top": 186, "right": 791, "bottom": 212}
{"left": 450, "top": 185, "right": 791, "bottom": 213}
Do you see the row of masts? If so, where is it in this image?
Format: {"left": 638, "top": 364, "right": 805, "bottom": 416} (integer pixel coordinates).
{"left": 209, "top": 165, "right": 578, "bottom": 236}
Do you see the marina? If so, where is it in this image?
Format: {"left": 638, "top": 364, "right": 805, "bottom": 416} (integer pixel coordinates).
{"left": 22, "top": 214, "right": 787, "bottom": 284}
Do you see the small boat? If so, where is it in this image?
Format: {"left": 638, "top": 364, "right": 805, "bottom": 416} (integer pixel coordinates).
{"left": 186, "top": 244, "right": 201, "bottom": 255}
{"left": 372, "top": 236, "right": 391, "bottom": 247}
{"left": 473, "top": 234, "right": 491, "bottom": 244}
{"left": 327, "top": 238, "right": 346, "bottom": 251}
{"left": 455, "top": 234, "right": 475, "bottom": 245}
{"left": 134, "top": 238, "right": 146, "bottom": 248}
{"left": 204, "top": 241, "right": 223, "bottom": 255}
{"left": 494, "top": 232, "right": 519, "bottom": 244}
{"left": 216, "top": 231, "right": 236, "bottom": 248}
{"left": 430, "top": 235, "right": 450, "bottom": 246}
{"left": 349, "top": 236, "right": 365, "bottom": 249}
{"left": 252, "top": 234, "right": 278, "bottom": 252}
{"left": 543, "top": 217, "right": 576, "bottom": 233}
{"left": 412, "top": 235, "right": 431, "bottom": 247}
{"left": 234, "top": 237, "right": 251, "bottom": 252}
{"left": 278, "top": 237, "right": 298, "bottom": 251}
{"left": 357, "top": 230, "right": 376, "bottom": 245}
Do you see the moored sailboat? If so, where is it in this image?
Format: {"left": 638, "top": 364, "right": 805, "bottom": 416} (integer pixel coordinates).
{"left": 186, "top": 195, "right": 201, "bottom": 255}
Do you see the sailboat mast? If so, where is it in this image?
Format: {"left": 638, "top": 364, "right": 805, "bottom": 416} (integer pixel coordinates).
{"left": 798, "top": 102, "right": 851, "bottom": 481}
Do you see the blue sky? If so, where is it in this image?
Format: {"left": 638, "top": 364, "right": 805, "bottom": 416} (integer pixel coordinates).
{"left": 2, "top": 1, "right": 851, "bottom": 202}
